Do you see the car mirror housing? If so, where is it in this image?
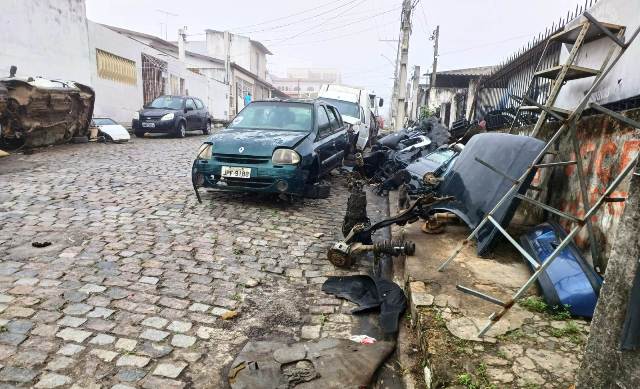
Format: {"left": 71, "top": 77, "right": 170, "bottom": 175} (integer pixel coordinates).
{"left": 378, "top": 98, "right": 384, "bottom": 107}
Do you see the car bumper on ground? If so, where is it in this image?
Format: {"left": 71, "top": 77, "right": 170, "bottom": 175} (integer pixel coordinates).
{"left": 192, "top": 158, "right": 308, "bottom": 195}
{"left": 132, "top": 118, "right": 178, "bottom": 133}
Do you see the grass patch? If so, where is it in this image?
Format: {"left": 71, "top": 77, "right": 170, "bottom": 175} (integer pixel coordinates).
{"left": 498, "top": 328, "right": 525, "bottom": 341}
{"left": 519, "top": 296, "right": 572, "bottom": 320}
{"left": 550, "top": 320, "right": 583, "bottom": 344}
{"left": 455, "top": 363, "right": 497, "bottom": 389}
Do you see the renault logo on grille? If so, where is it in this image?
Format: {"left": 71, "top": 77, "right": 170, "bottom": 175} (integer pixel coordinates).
{"left": 238, "top": 147, "right": 245, "bottom": 153}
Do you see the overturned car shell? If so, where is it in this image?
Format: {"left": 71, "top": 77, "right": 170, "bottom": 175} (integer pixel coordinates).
{"left": 433, "top": 133, "right": 545, "bottom": 255}
{"left": 0, "top": 77, "right": 95, "bottom": 147}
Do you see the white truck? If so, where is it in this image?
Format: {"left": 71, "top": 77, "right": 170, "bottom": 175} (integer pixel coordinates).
{"left": 318, "top": 84, "right": 382, "bottom": 150}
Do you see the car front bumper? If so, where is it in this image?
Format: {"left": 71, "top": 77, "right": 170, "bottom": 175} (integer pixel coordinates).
{"left": 192, "top": 158, "right": 309, "bottom": 195}
{"left": 132, "top": 118, "right": 178, "bottom": 133}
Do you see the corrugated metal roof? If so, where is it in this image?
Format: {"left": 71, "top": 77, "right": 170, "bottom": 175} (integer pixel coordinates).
{"left": 424, "top": 66, "right": 496, "bottom": 77}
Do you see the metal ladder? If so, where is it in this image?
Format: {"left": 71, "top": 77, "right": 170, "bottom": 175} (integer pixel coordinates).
{"left": 437, "top": 12, "right": 640, "bottom": 338}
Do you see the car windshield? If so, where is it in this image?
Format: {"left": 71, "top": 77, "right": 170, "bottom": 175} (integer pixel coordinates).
{"left": 425, "top": 149, "right": 455, "bottom": 164}
{"left": 93, "top": 118, "right": 117, "bottom": 125}
{"left": 148, "top": 96, "right": 184, "bottom": 109}
{"left": 319, "top": 98, "right": 359, "bottom": 118}
{"left": 228, "top": 102, "right": 312, "bottom": 132}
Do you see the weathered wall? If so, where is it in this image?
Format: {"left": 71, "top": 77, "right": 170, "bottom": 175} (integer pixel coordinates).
{"left": 515, "top": 108, "right": 640, "bottom": 267}
{"left": 0, "top": 0, "right": 91, "bottom": 83}
{"left": 88, "top": 22, "right": 229, "bottom": 124}
{"left": 575, "top": 162, "right": 640, "bottom": 389}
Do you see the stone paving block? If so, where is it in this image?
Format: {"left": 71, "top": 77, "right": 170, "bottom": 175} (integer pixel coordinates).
{"left": 78, "top": 284, "right": 106, "bottom": 294}
{"left": 56, "top": 328, "right": 92, "bottom": 343}
{"left": 300, "top": 325, "right": 321, "bottom": 339}
{"left": 116, "top": 367, "right": 147, "bottom": 382}
{"left": 167, "top": 321, "right": 192, "bottom": 333}
{"left": 115, "top": 338, "right": 137, "bottom": 352}
{"left": 140, "top": 329, "right": 169, "bottom": 342}
{"left": 138, "top": 342, "right": 173, "bottom": 358}
{"left": 34, "top": 373, "right": 72, "bottom": 388}
{"left": 116, "top": 354, "right": 150, "bottom": 368}
{"left": 171, "top": 334, "right": 196, "bottom": 348}
{"left": 142, "top": 376, "right": 185, "bottom": 389}
{"left": 57, "top": 316, "right": 86, "bottom": 328}
{"left": 89, "top": 334, "right": 115, "bottom": 345}
{"left": 57, "top": 344, "right": 85, "bottom": 356}
{"left": 0, "top": 366, "right": 38, "bottom": 383}
{"left": 45, "top": 356, "right": 76, "bottom": 371}
{"left": 63, "top": 304, "right": 93, "bottom": 316}
{"left": 90, "top": 349, "right": 118, "bottom": 362}
{"left": 152, "top": 361, "right": 188, "bottom": 378}
{"left": 139, "top": 277, "right": 159, "bottom": 285}
{"left": 141, "top": 316, "right": 168, "bottom": 329}
{"left": 187, "top": 303, "right": 210, "bottom": 312}
{"left": 86, "top": 307, "right": 115, "bottom": 319}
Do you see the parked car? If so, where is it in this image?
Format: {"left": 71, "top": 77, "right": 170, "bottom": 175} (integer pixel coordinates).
{"left": 318, "top": 84, "right": 381, "bottom": 150}
{"left": 92, "top": 118, "right": 130, "bottom": 143}
{"left": 191, "top": 99, "right": 350, "bottom": 199}
{"left": 132, "top": 95, "right": 211, "bottom": 138}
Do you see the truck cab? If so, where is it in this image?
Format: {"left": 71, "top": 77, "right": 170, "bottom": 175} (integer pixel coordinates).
{"left": 317, "top": 84, "right": 380, "bottom": 150}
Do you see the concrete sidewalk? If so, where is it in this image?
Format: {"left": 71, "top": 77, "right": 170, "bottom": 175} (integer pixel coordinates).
{"left": 390, "top": 192, "right": 589, "bottom": 389}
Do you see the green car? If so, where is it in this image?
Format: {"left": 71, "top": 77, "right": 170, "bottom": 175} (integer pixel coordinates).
{"left": 191, "top": 99, "right": 352, "bottom": 201}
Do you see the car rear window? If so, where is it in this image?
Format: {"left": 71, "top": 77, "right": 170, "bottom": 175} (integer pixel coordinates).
{"left": 229, "top": 102, "right": 312, "bottom": 132}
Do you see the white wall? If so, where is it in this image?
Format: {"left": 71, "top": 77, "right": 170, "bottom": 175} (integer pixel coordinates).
{"left": 0, "top": 0, "right": 91, "bottom": 83}
{"left": 89, "top": 22, "right": 229, "bottom": 124}
{"left": 555, "top": 0, "right": 640, "bottom": 109}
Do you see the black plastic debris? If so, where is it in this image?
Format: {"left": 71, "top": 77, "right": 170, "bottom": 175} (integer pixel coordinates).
{"left": 322, "top": 275, "right": 407, "bottom": 334}
{"left": 228, "top": 338, "right": 395, "bottom": 388}
{"left": 32, "top": 241, "right": 52, "bottom": 248}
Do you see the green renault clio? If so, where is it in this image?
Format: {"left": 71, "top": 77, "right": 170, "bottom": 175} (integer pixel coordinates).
{"left": 191, "top": 99, "right": 352, "bottom": 201}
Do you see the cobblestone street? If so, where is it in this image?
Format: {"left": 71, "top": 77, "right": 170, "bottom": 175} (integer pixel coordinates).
{"left": 0, "top": 135, "right": 385, "bottom": 388}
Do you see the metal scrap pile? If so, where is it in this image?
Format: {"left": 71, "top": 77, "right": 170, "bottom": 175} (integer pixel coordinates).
{"left": 0, "top": 77, "right": 95, "bottom": 148}
{"left": 353, "top": 116, "right": 462, "bottom": 196}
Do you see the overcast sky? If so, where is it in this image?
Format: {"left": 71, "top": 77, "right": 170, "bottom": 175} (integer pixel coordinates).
{"left": 86, "top": 0, "right": 586, "bottom": 114}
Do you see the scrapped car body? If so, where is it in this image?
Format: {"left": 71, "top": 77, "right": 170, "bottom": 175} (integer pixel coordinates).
{"left": 192, "top": 100, "right": 350, "bottom": 200}
{"left": 432, "top": 133, "right": 546, "bottom": 255}
{"left": 132, "top": 95, "right": 211, "bottom": 138}
{"left": 92, "top": 118, "right": 130, "bottom": 143}
{"left": 318, "top": 84, "right": 380, "bottom": 150}
{"left": 0, "top": 77, "right": 95, "bottom": 147}
{"left": 405, "top": 145, "right": 461, "bottom": 193}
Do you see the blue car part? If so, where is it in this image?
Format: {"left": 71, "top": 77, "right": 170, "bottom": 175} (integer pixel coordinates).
{"left": 519, "top": 221, "right": 603, "bottom": 317}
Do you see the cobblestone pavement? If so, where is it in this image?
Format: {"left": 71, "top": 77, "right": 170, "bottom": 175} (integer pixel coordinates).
{"left": 0, "top": 135, "right": 384, "bottom": 388}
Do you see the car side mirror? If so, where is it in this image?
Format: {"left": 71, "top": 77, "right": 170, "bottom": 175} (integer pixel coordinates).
{"left": 378, "top": 98, "right": 384, "bottom": 107}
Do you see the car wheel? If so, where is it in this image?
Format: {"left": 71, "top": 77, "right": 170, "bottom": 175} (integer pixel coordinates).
{"left": 134, "top": 130, "right": 146, "bottom": 138}
{"left": 203, "top": 120, "right": 211, "bottom": 135}
{"left": 175, "top": 121, "right": 186, "bottom": 138}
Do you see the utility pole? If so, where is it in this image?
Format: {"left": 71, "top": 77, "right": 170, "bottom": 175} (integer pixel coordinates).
{"left": 428, "top": 25, "right": 440, "bottom": 110}
{"left": 409, "top": 65, "right": 420, "bottom": 121}
{"left": 393, "top": 0, "right": 413, "bottom": 130}
{"left": 177, "top": 27, "right": 187, "bottom": 63}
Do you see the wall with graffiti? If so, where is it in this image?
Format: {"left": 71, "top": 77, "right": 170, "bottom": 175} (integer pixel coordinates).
{"left": 518, "top": 108, "right": 639, "bottom": 269}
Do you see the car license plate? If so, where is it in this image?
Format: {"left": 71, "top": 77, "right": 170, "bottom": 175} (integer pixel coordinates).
{"left": 142, "top": 122, "right": 155, "bottom": 128}
{"left": 221, "top": 166, "right": 251, "bottom": 179}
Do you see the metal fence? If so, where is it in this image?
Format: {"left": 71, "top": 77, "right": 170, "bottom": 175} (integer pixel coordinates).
{"left": 473, "top": 0, "right": 600, "bottom": 125}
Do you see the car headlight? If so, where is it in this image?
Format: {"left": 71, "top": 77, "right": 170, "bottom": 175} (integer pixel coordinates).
{"left": 196, "top": 143, "right": 213, "bottom": 160}
{"left": 133, "top": 111, "right": 139, "bottom": 120}
{"left": 272, "top": 149, "right": 301, "bottom": 165}
{"left": 160, "top": 113, "right": 175, "bottom": 121}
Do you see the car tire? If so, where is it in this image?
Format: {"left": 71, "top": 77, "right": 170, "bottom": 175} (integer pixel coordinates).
{"left": 134, "top": 130, "right": 146, "bottom": 138}
{"left": 203, "top": 120, "right": 211, "bottom": 135}
{"left": 175, "top": 121, "right": 186, "bottom": 138}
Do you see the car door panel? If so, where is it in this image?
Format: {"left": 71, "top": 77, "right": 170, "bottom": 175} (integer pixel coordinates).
{"left": 185, "top": 99, "right": 197, "bottom": 130}
{"left": 314, "top": 105, "right": 335, "bottom": 176}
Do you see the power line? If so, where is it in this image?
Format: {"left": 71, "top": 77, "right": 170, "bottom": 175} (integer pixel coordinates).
{"left": 234, "top": 0, "right": 361, "bottom": 34}
{"left": 438, "top": 33, "right": 534, "bottom": 56}
{"left": 261, "top": 4, "right": 400, "bottom": 43}
{"left": 225, "top": 0, "right": 345, "bottom": 31}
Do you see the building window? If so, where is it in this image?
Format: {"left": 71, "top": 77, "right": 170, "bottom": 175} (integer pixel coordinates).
{"left": 96, "top": 49, "right": 136, "bottom": 85}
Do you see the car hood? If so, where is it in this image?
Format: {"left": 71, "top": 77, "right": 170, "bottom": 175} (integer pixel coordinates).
{"left": 140, "top": 108, "right": 176, "bottom": 117}
{"left": 208, "top": 128, "right": 311, "bottom": 156}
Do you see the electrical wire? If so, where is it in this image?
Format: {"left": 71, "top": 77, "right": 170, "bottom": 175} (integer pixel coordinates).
{"left": 225, "top": 0, "right": 345, "bottom": 31}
